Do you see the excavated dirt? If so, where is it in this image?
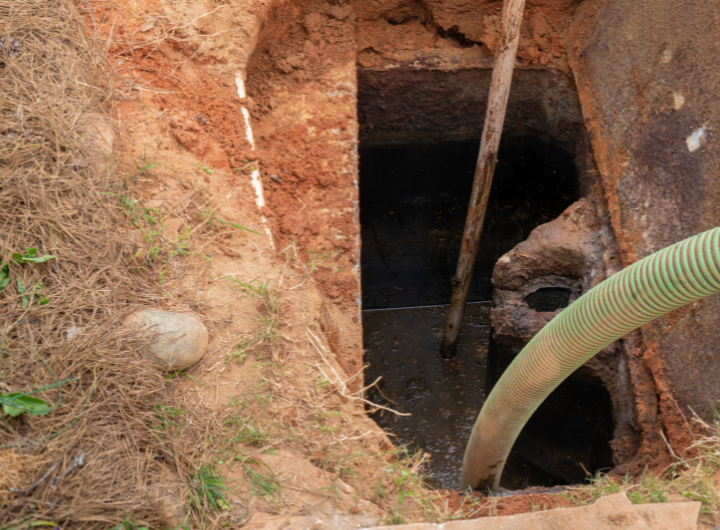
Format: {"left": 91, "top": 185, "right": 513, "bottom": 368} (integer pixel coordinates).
{"left": 72, "top": 0, "right": 705, "bottom": 524}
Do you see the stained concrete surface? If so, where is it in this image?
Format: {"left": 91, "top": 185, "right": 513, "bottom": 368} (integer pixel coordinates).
{"left": 568, "top": 0, "right": 720, "bottom": 426}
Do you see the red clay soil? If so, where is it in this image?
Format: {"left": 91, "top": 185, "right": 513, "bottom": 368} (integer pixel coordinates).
{"left": 245, "top": 2, "right": 361, "bottom": 307}
{"left": 444, "top": 489, "right": 589, "bottom": 518}
{"left": 354, "top": 0, "right": 583, "bottom": 71}
{"left": 87, "top": 6, "right": 255, "bottom": 168}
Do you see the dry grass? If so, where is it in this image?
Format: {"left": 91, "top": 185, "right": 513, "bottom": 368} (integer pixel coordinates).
{"left": 0, "top": 0, "right": 227, "bottom": 527}
{"left": 569, "top": 416, "right": 720, "bottom": 523}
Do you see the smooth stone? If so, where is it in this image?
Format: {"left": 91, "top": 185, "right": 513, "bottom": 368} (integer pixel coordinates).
{"left": 125, "top": 309, "right": 208, "bottom": 371}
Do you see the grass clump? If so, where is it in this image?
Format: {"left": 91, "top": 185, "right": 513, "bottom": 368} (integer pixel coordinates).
{"left": 0, "top": 1, "right": 220, "bottom": 528}
{"left": 574, "top": 418, "right": 720, "bottom": 521}
{"left": 189, "top": 464, "right": 230, "bottom": 514}
{"left": 224, "top": 278, "right": 281, "bottom": 362}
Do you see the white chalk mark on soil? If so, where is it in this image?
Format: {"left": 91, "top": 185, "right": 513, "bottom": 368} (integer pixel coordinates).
{"left": 236, "top": 71, "right": 274, "bottom": 248}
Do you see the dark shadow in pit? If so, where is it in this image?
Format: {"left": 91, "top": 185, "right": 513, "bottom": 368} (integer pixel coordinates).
{"left": 360, "top": 136, "right": 579, "bottom": 310}
{"left": 525, "top": 287, "right": 573, "bottom": 313}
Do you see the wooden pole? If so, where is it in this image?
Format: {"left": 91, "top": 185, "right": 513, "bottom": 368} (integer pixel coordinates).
{"left": 441, "top": 0, "right": 527, "bottom": 359}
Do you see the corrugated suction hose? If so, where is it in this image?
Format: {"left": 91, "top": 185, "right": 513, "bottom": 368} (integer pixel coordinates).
{"left": 460, "top": 227, "right": 720, "bottom": 491}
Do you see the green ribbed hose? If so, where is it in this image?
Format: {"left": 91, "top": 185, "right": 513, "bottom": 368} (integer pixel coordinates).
{"left": 460, "top": 227, "right": 720, "bottom": 491}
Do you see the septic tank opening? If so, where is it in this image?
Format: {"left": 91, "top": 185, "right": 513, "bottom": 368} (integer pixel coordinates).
{"left": 525, "top": 287, "right": 573, "bottom": 313}
{"left": 358, "top": 65, "right": 616, "bottom": 490}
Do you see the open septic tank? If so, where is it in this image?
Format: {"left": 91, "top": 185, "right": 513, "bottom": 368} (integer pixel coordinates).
{"left": 358, "top": 65, "right": 616, "bottom": 490}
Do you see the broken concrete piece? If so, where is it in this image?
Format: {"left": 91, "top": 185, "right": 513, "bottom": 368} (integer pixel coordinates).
{"left": 360, "top": 493, "right": 700, "bottom": 530}
{"left": 245, "top": 513, "right": 376, "bottom": 530}
{"left": 634, "top": 501, "right": 701, "bottom": 530}
{"left": 489, "top": 197, "right": 624, "bottom": 370}
{"left": 125, "top": 309, "right": 208, "bottom": 371}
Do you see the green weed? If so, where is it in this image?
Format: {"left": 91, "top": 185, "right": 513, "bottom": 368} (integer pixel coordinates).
{"left": 12, "top": 247, "right": 56, "bottom": 264}
{"left": 15, "top": 279, "right": 49, "bottom": 307}
{"left": 1, "top": 248, "right": 54, "bottom": 305}
{"left": 626, "top": 471, "right": 669, "bottom": 504}
{"left": 134, "top": 148, "right": 160, "bottom": 175}
{"left": 0, "top": 262, "right": 8, "bottom": 292}
{"left": 4, "top": 521, "right": 60, "bottom": 529}
{"left": 197, "top": 208, "right": 218, "bottom": 228}
{"left": 233, "top": 159, "right": 258, "bottom": 174}
{"left": 108, "top": 515, "right": 149, "bottom": 530}
{"left": 195, "top": 163, "right": 213, "bottom": 175}
{"left": 225, "top": 278, "right": 271, "bottom": 299}
{"left": 189, "top": 464, "right": 230, "bottom": 514}
{"left": 198, "top": 251, "right": 214, "bottom": 263}
{"left": 215, "top": 218, "right": 262, "bottom": 236}
{"left": 384, "top": 512, "right": 405, "bottom": 525}
{"left": 315, "top": 377, "right": 331, "bottom": 392}
{"left": 167, "top": 227, "right": 191, "bottom": 259}
{"left": 282, "top": 239, "right": 299, "bottom": 266}
{"left": 107, "top": 187, "right": 192, "bottom": 274}
{"left": 1, "top": 392, "right": 51, "bottom": 417}
{"left": 228, "top": 418, "right": 269, "bottom": 446}
{"left": 372, "top": 447, "right": 434, "bottom": 522}
{"left": 224, "top": 277, "right": 281, "bottom": 354}
{"left": 257, "top": 314, "right": 279, "bottom": 342}
{"left": 227, "top": 337, "right": 253, "bottom": 365}
{"left": 243, "top": 459, "right": 282, "bottom": 505}
{"left": 150, "top": 404, "right": 187, "bottom": 438}
{"left": 104, "top": 187, "right": 159, "bottom": 230}
{"left": 195, "top": 203, "right": 262, "bottom": 239}
{"left": 574, "top": 427, "right": 720, "bottom": 518}
{"left": 1, "top": 377, "right": 77, "bottom": 418}
{"left": 308, "top": 249, "right": 342, "bottom": 274}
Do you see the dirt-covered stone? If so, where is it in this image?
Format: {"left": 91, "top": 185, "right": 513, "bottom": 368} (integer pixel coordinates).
{"left": 125, "top": 309, "right": 208, "bottom": 371}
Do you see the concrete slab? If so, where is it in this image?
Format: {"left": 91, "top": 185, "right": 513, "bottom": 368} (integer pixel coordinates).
{"left": 634, "top": 501, "right": 701, "bottom": 530}
{"left": 361, "top": 493, "right": 700, "bottom": 530}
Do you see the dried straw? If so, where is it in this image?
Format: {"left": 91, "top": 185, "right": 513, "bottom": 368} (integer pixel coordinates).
{"left": 0, "top": 0, "right": 180, "bottom": 526}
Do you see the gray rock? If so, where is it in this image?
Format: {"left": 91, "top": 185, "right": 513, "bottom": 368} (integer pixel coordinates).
{"left": 125, "top": 309, "right": 208, "bottom": 371}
